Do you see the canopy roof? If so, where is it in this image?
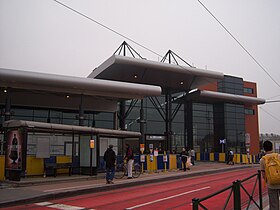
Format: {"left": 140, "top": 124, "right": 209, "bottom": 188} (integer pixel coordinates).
{"left": 0, "top": 68, "right": 161, "bottom": 100}
{"left": 88, "top": 55, "right": 224, "bottom": 93}
{"left": 180, "top": 89, "right": 265, "bottom": 105}
{"left": 3, "top": 120, "right": 141, "bottom": 137}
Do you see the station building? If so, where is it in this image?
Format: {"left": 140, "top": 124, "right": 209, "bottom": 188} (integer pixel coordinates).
{"left": 0, "top": 43, "right": 265, "bottom": 180}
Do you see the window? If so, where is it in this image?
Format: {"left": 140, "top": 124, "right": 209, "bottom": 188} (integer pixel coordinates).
{"left": 245, "top": 108, "right": 255, "bottom": 115}
{"left": 244, "top": 87, "right": 254, "bottom": 94}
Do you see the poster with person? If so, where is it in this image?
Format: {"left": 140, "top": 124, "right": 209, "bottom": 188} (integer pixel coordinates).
{"left": 5, "top": 130, "right": 24, "bottom": 170}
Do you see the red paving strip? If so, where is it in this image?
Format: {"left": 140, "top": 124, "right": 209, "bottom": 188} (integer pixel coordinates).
{"left": 1, "top": 167, "right": 263, "bottom": 210}
{"left": 50, "top": 169, "right": 257, "bottom": 209}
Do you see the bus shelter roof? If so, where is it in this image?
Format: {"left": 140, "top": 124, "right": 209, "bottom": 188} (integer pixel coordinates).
{"left": 0, "top": 68, "right": 161, "bottom": 100}
{"left": 3, "top": 120, "right": 141, "bottom": 138}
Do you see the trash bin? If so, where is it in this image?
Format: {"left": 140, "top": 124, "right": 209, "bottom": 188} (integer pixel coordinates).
{"left": 8, "top": 170, "right": 21, "bottom": 181}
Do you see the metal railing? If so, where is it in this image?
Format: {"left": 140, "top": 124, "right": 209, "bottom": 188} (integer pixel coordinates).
{"left": 192, "top": 170, "right": 263, "bottom": 210}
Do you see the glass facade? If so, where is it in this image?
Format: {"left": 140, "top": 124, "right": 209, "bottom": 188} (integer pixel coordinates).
{"left": 0, "top": 75, "right": 253, "bottom": 156}
{"left": 125, "top": 96, "right": 185, "bottom": 152}
{"left": 193, "top": 103, "right": 214, "bottom": 153}
{"left": 217, "top": 76, "right": 246, "bottom": 154}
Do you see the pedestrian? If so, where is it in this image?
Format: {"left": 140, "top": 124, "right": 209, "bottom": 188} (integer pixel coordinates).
{"left": 180, "top": 148, "right": 189, "bottom": 171}
{"left": 103, "top": 144, "right": 116, "bottom": 184}
{"left": 124, "top": 143, "right": 134, "bottom": 179}
{"left": 227, "top": 150, "right": 234, "bottom": 165}
{"left": 190, "top": 148, "right": 195, "bottom": 165}
{"left": 260, "top": 140, "right": 280, "bottom": 210}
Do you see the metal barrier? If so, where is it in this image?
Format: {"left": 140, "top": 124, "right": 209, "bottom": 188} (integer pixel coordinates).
{"left": 192, "top": 170, "right": 263, "bottom": 210}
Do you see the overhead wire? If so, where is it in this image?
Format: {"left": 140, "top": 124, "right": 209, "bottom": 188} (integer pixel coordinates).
{"left": 52, "top": 0, "right": 162, "bottom": 58}
{"left": 51, "top": 0, "right": 220, "bottom": 91}
{"left": 52, "top": 0, "right": 280, "bottom": 133}
{"left": 197, "top": 0, "right": 280, "bottom": 89}
{"left": 259, "top": 107, "right": 280, "bottom": 123}
{"left": 52, "top": 0, "right": 277, "bottom": 100}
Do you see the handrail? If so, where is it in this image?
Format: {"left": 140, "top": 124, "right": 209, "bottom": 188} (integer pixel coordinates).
{"left": 192, "top": 170, "right": 263, "bottom": 210}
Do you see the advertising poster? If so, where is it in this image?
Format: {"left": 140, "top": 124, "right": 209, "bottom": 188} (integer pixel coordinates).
{"left": 5, "top": 130, "right": 23, "bottom": 170}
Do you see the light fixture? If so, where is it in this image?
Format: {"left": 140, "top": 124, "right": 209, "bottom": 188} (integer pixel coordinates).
{"left": 4, "top": 89, "right": 7, "bottom": 93}
{"left": 133, "top": 74, "right": 138, "bottom": 79}
{"left": 180, "top": 81, "right": 184, "bottom": 85}
{"left": 66, "top": 95, "right": 70, "bottom": 99}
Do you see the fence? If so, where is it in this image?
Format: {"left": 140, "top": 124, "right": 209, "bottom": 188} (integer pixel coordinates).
{"left": 192, "top": 170, "right": 263, "bottom": 210}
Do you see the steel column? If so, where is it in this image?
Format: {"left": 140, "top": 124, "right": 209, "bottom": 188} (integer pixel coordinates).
{"left": 140, "top": 99, "right": 145, "bottom": 145}
{"left": 165, "top": 90, "right": 173, "bottom": 152}
{"left": 119, "top": 101, "right": 126, "bottom": 130}
{"left": 79, "top": 95, "right": 84, "bottom": 126}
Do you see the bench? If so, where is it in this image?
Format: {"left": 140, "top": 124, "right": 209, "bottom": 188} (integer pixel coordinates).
{"left": 44, "top": 162, "right": 73, "bottom": 177}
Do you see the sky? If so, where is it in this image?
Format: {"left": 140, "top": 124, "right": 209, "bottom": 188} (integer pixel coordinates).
{"left": 0, "top": 0, "right": 280, "bottom": 134}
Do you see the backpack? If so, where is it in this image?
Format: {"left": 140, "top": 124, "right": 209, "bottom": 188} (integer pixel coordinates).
{"left": 262, "top": 153, "right": 280, "bottom": 185}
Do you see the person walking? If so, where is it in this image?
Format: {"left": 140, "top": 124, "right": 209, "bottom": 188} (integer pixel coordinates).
{"left": 124, "top": 143, "right": 134, "bottom": 179}
{"left": 260, "top": 140, "right": 280, "bottom": 210}
{"left": 180, "top": 148, "right": 189, "bottom": 171}
{"left": 227, "top": 150, "right": 234, "bottom": 165}
{"left": 103, "top": 145, "right": 116, "bottom": 184}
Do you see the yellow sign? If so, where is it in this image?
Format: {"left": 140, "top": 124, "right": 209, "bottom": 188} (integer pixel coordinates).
{"left": 90, "top": 140, "right": 95, "bottom": 149}
{"left": 140, "top": 144, "right": 145, "bottom": 151}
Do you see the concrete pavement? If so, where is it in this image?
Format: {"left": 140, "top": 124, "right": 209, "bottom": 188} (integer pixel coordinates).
{"left": 0, "top": 162, "right": 261, "bottom": 208}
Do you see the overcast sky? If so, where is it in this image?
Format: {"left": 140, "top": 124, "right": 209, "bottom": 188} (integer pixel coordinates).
{"left": 0, "top": 0, "right": 280, "bottom": 134}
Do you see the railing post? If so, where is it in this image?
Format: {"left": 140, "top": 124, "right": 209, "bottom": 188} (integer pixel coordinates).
{"left": 233, "top": 180, "right": 241, "bottom": 210}
{"left": 192, "top": 198, "right": 199, "bottom": 210}
{"left": 258, "top": 170, "right": 263, "bottom": 209}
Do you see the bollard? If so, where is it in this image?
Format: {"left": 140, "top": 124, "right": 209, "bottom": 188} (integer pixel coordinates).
{"left": 192, "top": 198, "right": 199, "bottom": 210}
{"left": 233, "top": 180, "right": 241, "bottom": 210}
{"left": 258, "top": 170, "right": 263, "bottom": 209}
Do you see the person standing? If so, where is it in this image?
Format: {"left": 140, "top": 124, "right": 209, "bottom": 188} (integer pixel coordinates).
{"left": 103, "top": 145, "right": 116, "bottom": 184}
{"left": 124, "top": 144, "right": 134, "bottom": 179}
{"left": 190, "top": 148, "right": 195, "bottom": 166}
{"left": 260, "top": 140, "right": 280, "bottom": 210}
{"left": 180, "top": 148, "right": 188, "bottom": 171}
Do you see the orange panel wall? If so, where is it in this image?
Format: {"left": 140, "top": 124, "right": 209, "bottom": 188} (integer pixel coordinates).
{"left": 199, "top": 81, "right": 218, "bottom": 92}
{"left": 244, "top": 81, "right": 260, "bottom": 155}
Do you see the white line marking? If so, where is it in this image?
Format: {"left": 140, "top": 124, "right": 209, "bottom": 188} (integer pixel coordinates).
{"left": 125, "top": 186, "right": 210, "bottom": 209}
{"left": 35, "top": 201, "right": 94, "bottom": 210}
{"left": 45, "top": 203, "right": 84, "bottom": 210}
{"left": 43, "top": 183, "right": 104, "bottom": 192}
{"left": 35, "top": 202, "right": 53, "bottom": 206}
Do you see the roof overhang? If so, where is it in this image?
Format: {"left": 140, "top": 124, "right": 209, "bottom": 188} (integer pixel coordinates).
{"left": 179, "top": 89, "right": 265, "bottom": 105}
{"left": 3, "top": 120, "right": 141, "bottom": 138}
{"left": 0, "top": 68, "right": 162, "bottom": 100}
{"left": 88, "top": 55, "right": 224, "bottom": 93}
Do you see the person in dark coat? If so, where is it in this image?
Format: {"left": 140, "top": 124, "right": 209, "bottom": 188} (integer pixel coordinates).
{"left": 180, "top": 148, "right": 189, "bottom": 171}
{"left": 104, "top": 145, "right": 116, "bottom": 184}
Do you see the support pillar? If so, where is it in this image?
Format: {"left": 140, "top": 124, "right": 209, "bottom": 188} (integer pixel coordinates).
{"left": 140, "top": 99, "right": 145, "bottom": 145}
{"left": 79, "top": 95, "right": 84, "bottom": 126}
{"left": 3, "top": 89, "right": 11, "bottom": 155}
{"left": 165, "top": 90, "right": 173, "bottom": 152}
{"left": 119, "top": 101, "right": 126, "bottom": 130}
{"left": 113, "top": 112, "right": 118, "bottom": 130}
{"left": 184, "top": 101, "right": 193, "bottom": 150}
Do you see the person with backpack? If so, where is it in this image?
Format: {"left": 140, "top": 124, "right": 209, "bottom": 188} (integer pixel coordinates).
{"left": 103, "top": 145, "right": 116, "bottom": 184}
{"left": 124, "top": 143, "right": 134, "bottom": 179}
{"left": 260, "top": 140, "right": 280, "bottom": 210}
